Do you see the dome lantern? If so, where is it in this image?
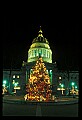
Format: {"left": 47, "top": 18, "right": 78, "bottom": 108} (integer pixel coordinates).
{"left": 32, "top": 26, "right": 49, "bottom": 44}
{"left": 38, "top": 26, "right": 43, "bottom": 37}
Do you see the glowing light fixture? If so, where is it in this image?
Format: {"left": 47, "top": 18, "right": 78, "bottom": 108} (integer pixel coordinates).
{"left": 75, "top": 86, "right": 77, "bottom": 89}
{"left": 3, "top": 80, "right": 6, "bottom": 84}
{"left": 14, "top": 83, "right": 18, "bottom": 87}
{"left": 61, "top": 84, "right": 64, "bottom": 88}
{"left": 59, "top": 77, "right": 62, "bottom": 79}
{"left": 71, "top": 82, "right": 75, "bottom": 86}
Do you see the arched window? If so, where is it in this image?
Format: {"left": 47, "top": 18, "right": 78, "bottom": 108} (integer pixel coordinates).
{"left": 33, "top": 50, "right": 35, "bottom": 57}
{"left": 44, "top": 49, "right": 46, "bottom": 57}
{"left": 48, "top": 51, "right": 50, "bottom": 58}
{"left": 36, "top": 49, "right": 38, "bottom": 56}
{"left": 32, "top": 50, "right": 33, "bottom": 57}
{"left": 49, "top": 52, "right": 50, "bottom": 58}
{"left": 38, "top": 49, "right": 42, "bottom": 56}
{"left": 47, "top": 51, "right": 48, "bottom": 57}
{"left": 28, "top": 52, "right": 30, "bottom": 58}
{"left": 41, "top": 49, "right": 43, "bottom": 57}
{"left": 34, "top": 49, "right": 36, "bottom": 56}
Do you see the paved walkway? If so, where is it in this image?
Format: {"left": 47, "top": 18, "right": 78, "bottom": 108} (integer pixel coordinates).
{"left": 36, "top": 105, "right": 42, "bottom": 116}
{"left": 2, "top": 95, "right": 79, "bottom": 116}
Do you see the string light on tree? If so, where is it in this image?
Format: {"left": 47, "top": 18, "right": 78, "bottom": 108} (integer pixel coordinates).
{"left": 24, "top": 55, "right": 52, "bottom": 101}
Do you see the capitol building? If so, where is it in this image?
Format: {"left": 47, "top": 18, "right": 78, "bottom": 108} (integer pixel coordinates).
{"left": 3, "top": 27, "right": 79, "bottom": 96}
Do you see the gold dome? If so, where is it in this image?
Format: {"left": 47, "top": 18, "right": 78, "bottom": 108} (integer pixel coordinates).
{"left": 27, "top": 26, "right": 52, "bottom": 63}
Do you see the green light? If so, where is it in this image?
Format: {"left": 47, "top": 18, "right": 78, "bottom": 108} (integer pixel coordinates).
{"left": 14, "top": 83, "right": 18, "bottom": 87}
{"left": 50, "top": 70, "right": 52, "bottom": 73}
{"left": 61, "top": 84, "right": 64, "bottom": 88}
{"left": 3, "top": 84, "right": 5, "bottom": 87}
{"left": 71, "top": 82, "right": 75, "bottom": 86}
{"left": 59, "top": 83, "right": 61, "bottom": 85}
{"left": 75, "top": 86, "right": 77, "bottom": 89}
{"left": 3, "top": 80, "right": 6, "bottom": 84}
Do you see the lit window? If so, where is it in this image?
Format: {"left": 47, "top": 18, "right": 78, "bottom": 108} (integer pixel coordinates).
{"left": 13, "top": 75, "right": 15, "bottom": 78}
{"left": 32, "top": 50, "right": 33, "bottom": 56}
{"left": 44, "top": 49, "right": 46, "bottom": 57}
{"left": 41, "top": 49, "right": 43, "bottom": 57}
{"left": 38, "top": 49, "right": 42, "bottom": 54}
{"left": 17, "top": 75, "right": 20, "bottom": 78}
{"left": 59, "top": 77, "right": 62, "bottom": 79}
{"left": 36, "top": 49, "right": 38, "bottom": 56}
{"left": 49, "top": 52, "right": 50, "bottom": 58}
{"left": 48, "top": 51, "right": 49, "bottom": 58}
{"left": 35, "top": 50, "right": 36, "bottom": 56}
{"left": 47, "top": 51, "right": 48, "bottom": 57}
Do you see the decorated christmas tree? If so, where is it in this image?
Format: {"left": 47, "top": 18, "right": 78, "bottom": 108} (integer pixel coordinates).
{"left": 25, "top": 56, "right": 52, "bottom": 101}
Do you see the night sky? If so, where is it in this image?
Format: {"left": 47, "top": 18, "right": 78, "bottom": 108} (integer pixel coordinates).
{"left": 3, "top": 12, "right": 79, "bottom": 70}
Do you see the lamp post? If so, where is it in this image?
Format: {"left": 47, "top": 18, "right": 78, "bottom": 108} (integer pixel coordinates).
{"left": 61, "top": 84, "right": 64, "bottom": 95}
{"left": 71, "top": 82, "right": 75, "bottom": 90}
{"left": 71, "top": 82, "right": 75, "bottom": 95}
{"left": 2, "top": 80, "right": 7, "bottom": 94}
{"left": 14, "top": 82, "right": 18, "bottom": 93}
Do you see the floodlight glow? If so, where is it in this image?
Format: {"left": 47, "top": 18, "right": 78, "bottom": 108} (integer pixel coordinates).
{"left": 3, "top": 84, "right": 5, "bottom": 87}
{"left": 71, "top": 82, "right": 75, "bottom": 86}
{"left": 14, "top": 83, "right": 18, "bottom": 87}
{"left": 61, "top": 84, "right": 64, "bottom": 88}
{"left": 3, "top": 80, "right": 6, "bottom": 84}
{"left": 75, "top": 86, "right": 77, "bottom": 89}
